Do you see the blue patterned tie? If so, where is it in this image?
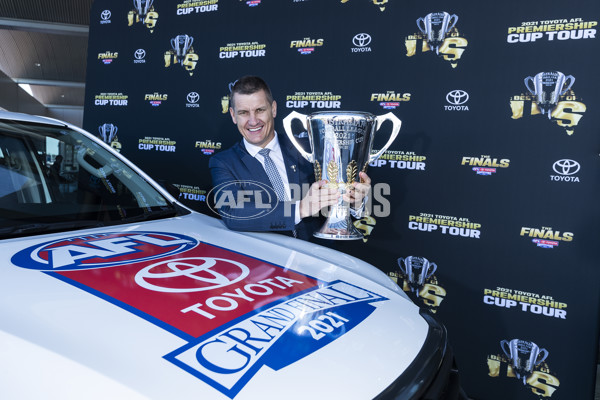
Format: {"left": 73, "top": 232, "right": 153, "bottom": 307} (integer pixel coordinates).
{"left": 258, "top": 148, "right": 288, "bottom": 201}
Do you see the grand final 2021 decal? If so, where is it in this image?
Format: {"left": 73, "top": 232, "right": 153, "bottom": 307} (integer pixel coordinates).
{"left": 11, "top": 231, "right": 388, "bottom": 398}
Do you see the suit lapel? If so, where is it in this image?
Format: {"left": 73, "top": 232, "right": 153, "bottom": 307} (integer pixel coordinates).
{"left": 235, "top": 135, "right": 304, "bottom": 188}
{"left": 280, "top": 134, "right": 302, "bottom": 186}
{"left": 234, "top": 141, "right": 271, "bottom": 186}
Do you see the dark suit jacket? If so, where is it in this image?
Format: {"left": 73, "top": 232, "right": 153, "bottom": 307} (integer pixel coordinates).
{"left": 209, "top": 133, "right": 320, "bottom": 241}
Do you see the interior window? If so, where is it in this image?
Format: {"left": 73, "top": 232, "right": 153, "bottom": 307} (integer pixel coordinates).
{"left": 0, "top": 120, "right": 185, "bottom": 238}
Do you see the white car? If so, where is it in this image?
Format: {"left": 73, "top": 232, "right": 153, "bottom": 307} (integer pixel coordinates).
{"left": 0, "top": 111, "right": 464, "bottom": 400}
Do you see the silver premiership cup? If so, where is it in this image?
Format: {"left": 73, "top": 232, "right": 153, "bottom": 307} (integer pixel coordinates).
{"left": 500, "top": 339, "right": 549, "bottom": 384}
{"left": 524, "top": 71, "right": 575, "bottom": 119}
{"left": 416, "top": 12, "right": 458, "bottom": 55}
{"left": 283, "top": 111, "right": 401, "bottom": 240}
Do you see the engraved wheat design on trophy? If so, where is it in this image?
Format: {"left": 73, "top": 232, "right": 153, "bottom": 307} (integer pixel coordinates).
{"left": 346, "top": 160, "right": 357, "bottom": 189}
{"left": 327, "top": 160, "right": 339, "bottom": 188}
{"left": 314, "top": 160, "right": 322, "bottom": 181}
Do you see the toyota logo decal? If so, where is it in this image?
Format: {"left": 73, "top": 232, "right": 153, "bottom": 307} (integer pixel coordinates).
{"left": 446, "top": 90, "right": 469, "bottom": 105}
{"left": 101, "top": 10, "right": 111, "bottom": 20}
{"left": 353, "top": 33, "right": 372, "bottom": 47}
{"left": 135, "top": 257, "right": 250, "bottom": 293}
{"left": 552, "top": 159, "right": 580, "bottom": 175}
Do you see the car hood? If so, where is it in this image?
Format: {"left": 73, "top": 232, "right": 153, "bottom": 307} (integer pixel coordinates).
{"left": 0, "top": 212, "right": 429, "bottom": 400}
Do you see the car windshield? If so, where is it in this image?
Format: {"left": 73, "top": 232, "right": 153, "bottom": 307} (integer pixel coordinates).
{"left": 0, "top": 118, "right": 184, "bottom": 239}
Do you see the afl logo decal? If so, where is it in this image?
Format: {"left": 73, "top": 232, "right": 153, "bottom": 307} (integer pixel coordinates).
{"left": 12, "top": 232, "right": 198, "bottom": 271}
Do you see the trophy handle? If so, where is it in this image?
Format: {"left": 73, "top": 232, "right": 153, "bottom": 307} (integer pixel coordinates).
{"left": 282, "top": 111, "right": 314, "bottom": 162}
{"left": 416, "top": 17, "right": 427, "bottom": 34}
{"left": 447, "top": 14, "right": 459, "bottom": 31}
{"left": 560, "top": 75, "right": 575, "bottom": 95}
{"left": 369, "top": 112, "right": 402, "bottom": 163}
{"left": 536, "top": 348, "right": 549, "bottom": 365}
{"left": 523, "top": 76, "right": 536, "bottom": 96}
{"left": 500, "top": 340, "right": 511, "bottom": 358}
{"left": 426, "top": 262, "right": 437, "bottom": 278}
{"left": 397, "top": 257, "right": 407, "bottom": 274}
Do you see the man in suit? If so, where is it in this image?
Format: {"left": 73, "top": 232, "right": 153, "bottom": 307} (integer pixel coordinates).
{"left": 209, "top": 76, "right": 370, "bottom": 241}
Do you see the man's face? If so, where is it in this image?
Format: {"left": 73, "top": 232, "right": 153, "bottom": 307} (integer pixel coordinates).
{"left": 230, "top": 90, "right": 277, "bottom": 148}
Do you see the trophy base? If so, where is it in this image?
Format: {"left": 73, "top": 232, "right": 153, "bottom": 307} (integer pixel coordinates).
{"left": 313, "top": 222, "right": 363, "bottom": 240}
{"left": 313, "top": 205, "right": 364, "bottom": 240}
{"left": 313, "top": 231, "right": 363, "bottom": 240}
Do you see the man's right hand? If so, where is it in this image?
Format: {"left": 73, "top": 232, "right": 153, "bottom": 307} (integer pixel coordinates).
{"left": 298, "top": 180, "right": 340, "bottom": 219}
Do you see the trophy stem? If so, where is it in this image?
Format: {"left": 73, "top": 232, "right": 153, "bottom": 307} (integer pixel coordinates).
{"left": 313, "top": 203, "right": 363, "bottom": 240}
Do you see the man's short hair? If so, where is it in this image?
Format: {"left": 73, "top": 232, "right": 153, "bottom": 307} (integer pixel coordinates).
{"left": 230, "top": 76, "right": 274, "bottom": 109}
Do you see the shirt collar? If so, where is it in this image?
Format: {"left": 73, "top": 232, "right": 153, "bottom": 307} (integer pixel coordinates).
{"left": 243, "top": 132, "right": 281, "bottom": 158}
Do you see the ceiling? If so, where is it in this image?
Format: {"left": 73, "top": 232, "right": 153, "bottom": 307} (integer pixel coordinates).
{"left": 0, "top": 0, "right": 93, "bottom": 110}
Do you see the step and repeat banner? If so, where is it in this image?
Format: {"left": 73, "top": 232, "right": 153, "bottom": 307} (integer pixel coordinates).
{"left": 83, "top": 0, "right": 599, "bottom": 399}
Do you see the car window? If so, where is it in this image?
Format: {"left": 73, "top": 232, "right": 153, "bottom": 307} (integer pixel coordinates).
{"left": 0, "top": 119, "right": 184, "bottom": 238}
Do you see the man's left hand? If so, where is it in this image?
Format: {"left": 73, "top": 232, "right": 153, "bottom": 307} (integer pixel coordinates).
{"left": 344, "top": 171, "right": 371, "bottom": 209}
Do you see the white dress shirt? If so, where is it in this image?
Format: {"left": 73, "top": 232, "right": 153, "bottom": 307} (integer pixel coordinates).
{"left": 243, "top": 134, "right": 302, "bottom": 224}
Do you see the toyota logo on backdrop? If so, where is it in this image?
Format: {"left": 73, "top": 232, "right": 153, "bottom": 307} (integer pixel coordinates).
{"left": 553, "top": 159, "right": 580, "bottom": 175}
{"left": 446, "top": 90, "right": 469, "bottom": 105}
{"left": 353, "top": 33, "right": 372, "bottom": 47}
{"left": 444, "top": 90, "right": 470, "bottom": 111}
{"left": 186, "top": 92, "right": 200, "bottom": 108}
{"left": 100, "top": 10, "right": 111, "bottom": 20}
{"left": 187, "top": 92, "right": 200, "bottom": 103}
{"left": 134, "top": 49, "right": 146, "bottom": 60}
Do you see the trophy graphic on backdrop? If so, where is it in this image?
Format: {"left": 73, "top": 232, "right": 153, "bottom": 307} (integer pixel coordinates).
{"left": 524, "top": 71, "right": 575, "bottom": 119}
{"left": 170, "top": 34, "right": 194, "bottom": 63}
{"left": 98, "top": 123, "right": 120, "bottom": 152}
{"left": 397, "top": 256, "right": 437, "bottom": 297}
{"left": 500, "top": 339, "right": 549, "bottom": 384}
{"left": 133, "top": 0, "right": 153, "bottom": 20}
{"left": 283, "top": 111, "right": 401, "bottom": 240}
{"left": 416, "top": 12, "right": 458, "bottom": 54}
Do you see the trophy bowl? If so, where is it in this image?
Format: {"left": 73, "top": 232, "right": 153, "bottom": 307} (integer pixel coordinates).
{"left": 283, "top": 111, "right": 401, "bottom": 240}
